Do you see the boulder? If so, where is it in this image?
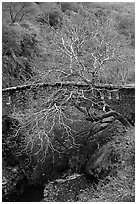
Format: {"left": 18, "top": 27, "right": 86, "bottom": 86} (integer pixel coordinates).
{"left": 85, "top": 142, "right": 118, "bottom": 179}
{"left": 42, "top": 174, "right": 88, "bottom": 202}
{"left": 85, "top": 120, "right": 126, "bottom": 178}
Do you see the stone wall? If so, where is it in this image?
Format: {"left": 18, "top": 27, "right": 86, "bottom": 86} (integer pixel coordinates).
{"left": 2, "top": 84, "right": 135, "bottom": 124}
{"left": 105, "top": 87, "right": 135, "bottom": 124}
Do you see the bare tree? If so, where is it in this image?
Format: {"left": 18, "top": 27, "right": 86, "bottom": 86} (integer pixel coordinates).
{"left": 99, "top": 37, "right": 135, "bottom": 85}
{"left": 4, "top": 9, "right": 131, "bottom": 173}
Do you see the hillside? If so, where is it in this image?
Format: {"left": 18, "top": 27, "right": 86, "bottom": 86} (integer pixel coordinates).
{"left": 2, "top": 2, "right": 135, "bottom": 88}
{"left": 2, "top": 2, "right": 135, "bottom": 202}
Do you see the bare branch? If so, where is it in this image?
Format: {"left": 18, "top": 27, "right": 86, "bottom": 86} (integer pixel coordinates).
{"left": 86, "top": 110, "right": 132, "bottom": 129}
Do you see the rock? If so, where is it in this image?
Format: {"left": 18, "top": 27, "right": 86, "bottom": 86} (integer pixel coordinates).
{"left": 42, "top": 174, "right": 88, "bottom": 202}
{"left": 85, "top": 143, "right": 116, "bottom": 178}
{"left": 86, "top": 120, "right": 125, "bottom": 156}
{"left": 84, "top": 120, "right": 126, "bottom": 178}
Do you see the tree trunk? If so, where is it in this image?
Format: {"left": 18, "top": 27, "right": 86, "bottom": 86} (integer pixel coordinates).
{"left": 86, "top": 110, "right": 131, "bottom": 129}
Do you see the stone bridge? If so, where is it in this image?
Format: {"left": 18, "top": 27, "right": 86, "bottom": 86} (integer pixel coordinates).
{"left": 2, "top": 83, "right": 135, "bottom": 125}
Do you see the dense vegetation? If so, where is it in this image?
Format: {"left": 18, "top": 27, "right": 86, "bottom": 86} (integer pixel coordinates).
{"left": 2, "top": 2, "right": 135, "bottom": 88}
{"left": 2, "top": 2, "right": 135, "bottom": 202}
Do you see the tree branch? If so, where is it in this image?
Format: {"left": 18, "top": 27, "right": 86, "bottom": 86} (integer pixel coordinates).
{"left": 86, "top": 110, "right": 132, "bottom": 129}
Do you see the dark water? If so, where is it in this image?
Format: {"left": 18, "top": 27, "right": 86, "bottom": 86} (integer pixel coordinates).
{"left": 16, "top": 185, "right": 45, "bottom": 202}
